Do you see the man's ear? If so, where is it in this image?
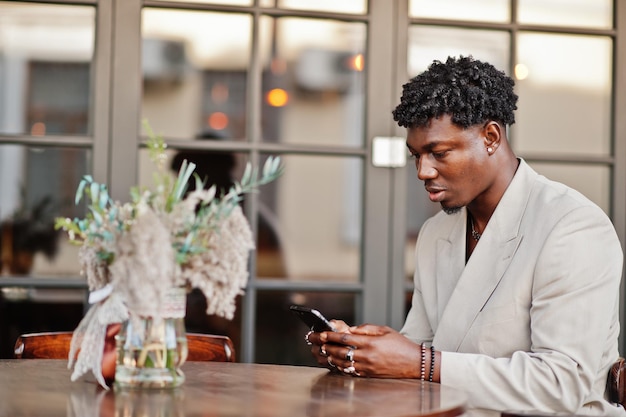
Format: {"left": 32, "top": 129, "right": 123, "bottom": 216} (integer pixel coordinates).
{"left": 483, "top": 121, "right": 503, "bottom": 154}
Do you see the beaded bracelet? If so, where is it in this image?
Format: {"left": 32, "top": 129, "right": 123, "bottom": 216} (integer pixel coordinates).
{"left": 420, "top": 343, "right": 426, "bottom": 381}
{"left": 429, "top": 345, "right": 435, "bottom": 382}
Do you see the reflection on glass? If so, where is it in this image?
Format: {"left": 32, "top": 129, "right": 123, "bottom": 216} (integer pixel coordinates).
{"left": 141, "top": 9, "right": 251, "bottom": 139}
{"left": 408, "top": 25, "right": 510, "bottom": 77}
{"left": 518, "top": 0, "right": 612, "bottom": 29}
{"left": 259, "top": 17, "right": 366, "bottom": 146}
{"left": 409, "top": 0, "right": 509, "bottom": 23}
{"left": 514, "top": 33, "right": 612, "bottom": 156}
{"left": 256, "top": 291, "right": 356, "bottom": 365}
{"left": 98, "top": 388, "right": 184, "bottom": 417}
{"left": 269, "top": 155, "right": 362, "bottom": 282}
{"left": 0, "top": 2, "right": 94, "bottom": 136}
{"left": 254, "top": 155, "right": 286, "bottom": 279}
{"left": 528, "top": 163, "right": 610, "bottom": 214}
{"left": 0, "top": 145, "right": 90, "bottom": 277}
{"left": 278, "top": 0, "right": 366, "bottom": 14}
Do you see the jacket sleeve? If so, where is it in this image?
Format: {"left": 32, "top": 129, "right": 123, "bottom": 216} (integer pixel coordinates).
{"left": 440, "top": 205, "right": 624, "bottom": 414}
{"left": 400, "top": 216, "right": 435, "bottom": 344}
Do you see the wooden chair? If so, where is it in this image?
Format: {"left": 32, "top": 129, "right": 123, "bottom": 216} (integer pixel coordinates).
{"left": 187, "top": 332, "right": 235, "bottom": 362}
{"left": 13, "top": 331, "right": 73, "bottom": 359}
{"left": 14, "top": 331, "right": 235, "bottom": 362}
{"left": 608, "top": 357, "right": 625, "bottom": 408}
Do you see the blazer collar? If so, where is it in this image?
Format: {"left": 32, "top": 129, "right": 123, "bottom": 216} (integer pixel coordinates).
{"left": 433, "top": 159, "right": 537, "bottom": 351}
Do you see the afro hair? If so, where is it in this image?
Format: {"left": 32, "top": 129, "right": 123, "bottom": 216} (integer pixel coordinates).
{"left": 392, "top": 56, "right": 518, "bottom": 129}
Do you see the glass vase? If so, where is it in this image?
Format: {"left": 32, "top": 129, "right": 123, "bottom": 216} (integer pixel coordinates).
{"left": 114, "top": 288, "right": 188, "bottom": 389}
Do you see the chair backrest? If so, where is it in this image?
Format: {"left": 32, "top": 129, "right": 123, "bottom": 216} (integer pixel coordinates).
{"left": 187, "top": 333, "right": 235, "bottom": 362}
{"left": 14, "top": 331, "right": 235, "bottom": 362}
{"left": 607, "top": 357, "right": 625, "bottom": 407}
{"left": 14, "top": 331, "right": 73, "bottom": 359}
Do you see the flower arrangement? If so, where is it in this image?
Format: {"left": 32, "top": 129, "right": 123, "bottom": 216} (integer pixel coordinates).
{"left": 56, "top": 123, "right": 282, "bottom": 388}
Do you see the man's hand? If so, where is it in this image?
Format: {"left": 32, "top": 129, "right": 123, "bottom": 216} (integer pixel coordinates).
{"left": 315, "top": 324, "right": 422, "bottom": 379}
{"left": 307, "top": 320, "right": 350, "bottom": 371}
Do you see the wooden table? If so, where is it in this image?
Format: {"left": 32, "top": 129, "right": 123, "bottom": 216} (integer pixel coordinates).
{"left": 0, "top": 359, "right": 467, "bottom": 417}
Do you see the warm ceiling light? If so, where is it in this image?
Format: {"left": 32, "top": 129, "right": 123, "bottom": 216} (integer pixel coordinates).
{"left": 350, "top": 53, "right": 364, "bottom": 72}
{"left": 266, "top": 88, "right": 289, "bottom": 107}
{"left": 515, "top": 63, "right": 529, "bottom": 80}
{"left": 207, "top": 112, "right": 229, "bottom": 130}
{"left": 30, "top": 122, "right": 46, "bottom": 136}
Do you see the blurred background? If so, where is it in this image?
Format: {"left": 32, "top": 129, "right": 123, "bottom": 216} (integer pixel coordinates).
{"left": 0, "top": 0, "right": 624, "bottom": 364}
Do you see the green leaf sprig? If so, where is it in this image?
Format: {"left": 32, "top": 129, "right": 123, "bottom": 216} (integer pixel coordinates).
{"left": 55, "top": 121, "right": 284, "bottom": 268}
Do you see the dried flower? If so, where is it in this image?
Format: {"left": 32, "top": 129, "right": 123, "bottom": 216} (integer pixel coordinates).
{"left": 60, "top": 122, "right": 282, "bottom": 389}
{"left": 55, "top": 122, "right": 283, "bottom": 319}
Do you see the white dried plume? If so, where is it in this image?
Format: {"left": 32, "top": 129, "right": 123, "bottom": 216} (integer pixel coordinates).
{"left": 182, "top": 205, "right": 254, "bottom": 319}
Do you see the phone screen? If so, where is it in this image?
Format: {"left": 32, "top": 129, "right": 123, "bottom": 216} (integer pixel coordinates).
{"left": 290, "top": 305, "right": 337, "bottom": 332}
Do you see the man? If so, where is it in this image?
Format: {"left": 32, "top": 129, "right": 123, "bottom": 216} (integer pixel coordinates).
{"left": 308, "top": 56, "right": 625, "bottom": 416}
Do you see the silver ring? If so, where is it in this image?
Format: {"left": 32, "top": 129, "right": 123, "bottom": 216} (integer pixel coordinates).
{"left": 305, "top": 330, "right": 313, "bottom": 345}
{"left": 320, "top": 345, "right": 328, "bottom": 357}
{"left": 346, "top": 348, "right": 354, "bottom": 362}
{"left": 343, "top": 365, "right": 356, "bottom": 375}
{"left": 327, "top": 356, "right": 336, "bottom": 368}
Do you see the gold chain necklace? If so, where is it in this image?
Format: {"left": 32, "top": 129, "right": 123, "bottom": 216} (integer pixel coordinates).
{"left": 470, "top": 216, "right": 481, "bottom": 241}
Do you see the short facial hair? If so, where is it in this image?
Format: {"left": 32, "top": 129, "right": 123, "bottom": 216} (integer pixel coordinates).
{"left": 442, "top": 206, "right": 462, "bottom": 215}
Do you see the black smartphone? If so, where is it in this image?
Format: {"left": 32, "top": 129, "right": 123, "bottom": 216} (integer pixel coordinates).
{"left": 289, "top": 305, "right": 337, "bottom": 332}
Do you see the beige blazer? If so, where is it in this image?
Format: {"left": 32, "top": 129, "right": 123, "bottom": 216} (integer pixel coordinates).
{"left": 400, "top": 159, "right": 625, "bottom": 416}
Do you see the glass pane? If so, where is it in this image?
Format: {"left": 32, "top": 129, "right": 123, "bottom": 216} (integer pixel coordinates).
{"left": 141, "top": 9, "right": 251, "bottom": 139}
{"left": 403, "top": 164, "right": 440, "bottom": 284}
{"left": 513, "top": 33, "right": 612, "bottom": 156}
{"left": 270, "top": 155, "right": 363, "bottom": 282}
{"left": 528, "top": 163, "right": 610, "bottom": 214}
{"left": 0, "top": 2, "right": 95, "bottom": 136}
{"left": 0, "top": 297, "right": 85, "bottom": 358}
{"left": 185, "top": 289, "right": 244, "bottom": 356}
{"left": 255, "top": 290, "right": 356, "bottom": 365}
{"left": 0, "top": 145, "right": 91, "bottom": 277}
{"left": 278, "top": 0, "right": 366, "bottom": 15}
{"left": 259, "top": 17, "right": 366, "bottom": 146}
{"left": 408, "top": 25, "right": 510, "bottom": 78}
{"left": 409, "top": 0, "right": 509, "bottom": 23}
{"left": 518, "top": 0, "right": 612, "bottom": 29}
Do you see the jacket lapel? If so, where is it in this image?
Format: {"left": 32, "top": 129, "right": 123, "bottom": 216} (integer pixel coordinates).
{"left": 432, "top": 160, "right": 535, "bottom": 352}
{"left": 434, "top": 215, "right": 466, "bottom": 323}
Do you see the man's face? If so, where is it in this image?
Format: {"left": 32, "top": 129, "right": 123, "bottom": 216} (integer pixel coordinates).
{"left": 405, "top": 115, "right": 491, "bottom": 214}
